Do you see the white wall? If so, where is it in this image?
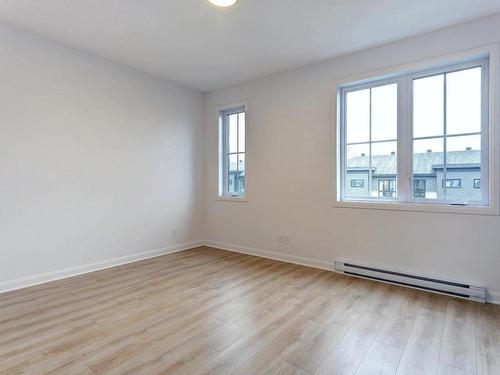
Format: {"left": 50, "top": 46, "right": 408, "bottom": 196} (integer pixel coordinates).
{"left": 204, "top": 14, "right": 500, "bottom": 301}
{"left": 0, "top": 23, "right": 204, "bottom": 290}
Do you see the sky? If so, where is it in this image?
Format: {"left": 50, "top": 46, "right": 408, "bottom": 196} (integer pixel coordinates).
{"left": 346, "top": 66, "right": 482, "bottom": 161}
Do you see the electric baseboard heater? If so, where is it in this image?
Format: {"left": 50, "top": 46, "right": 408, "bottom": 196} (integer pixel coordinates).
{"left": 334, "top": 261, "right": 486, "bottom": 303}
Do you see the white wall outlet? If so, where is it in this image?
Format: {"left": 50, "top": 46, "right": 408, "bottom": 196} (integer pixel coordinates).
{"left": 283, "top": 234, "right": 290, "bottom": 244}
{"left": 278, "top": 233, "right": 289, "bottom": 244}
{"left": 171, "top": 227, "right": 177, "bottom": 239}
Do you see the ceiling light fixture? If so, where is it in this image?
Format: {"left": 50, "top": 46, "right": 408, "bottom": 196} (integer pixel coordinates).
{"left": 207, "top": 0, "right": 239, "bottom": 7}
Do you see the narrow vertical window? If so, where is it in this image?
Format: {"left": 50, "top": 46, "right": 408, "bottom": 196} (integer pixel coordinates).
{"left": 219, "top": 105, "right": 246, "bottom": 199}
{"left": 344, "top": 83, "right": 398, "bottom": 200}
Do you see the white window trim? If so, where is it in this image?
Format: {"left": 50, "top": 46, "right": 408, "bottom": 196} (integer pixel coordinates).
{"left": 332, "top": 44, "right": 500, "bottom": 216}
{"left": 216, "top": 100, "right": 248, "bottom": 202}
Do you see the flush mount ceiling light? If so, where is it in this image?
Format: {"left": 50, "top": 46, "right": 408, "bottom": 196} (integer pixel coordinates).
{"left": 207, "top": 0, "right": 239, "bottom": 7}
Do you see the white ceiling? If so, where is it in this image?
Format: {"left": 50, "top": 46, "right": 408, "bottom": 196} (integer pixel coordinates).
{"left": 1, "top": 1, "right": 500, "bottom": 91}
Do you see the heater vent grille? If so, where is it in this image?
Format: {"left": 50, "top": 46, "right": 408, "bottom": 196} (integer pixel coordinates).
{"left": 334, "top": 262, "right": 486, "bottom": 303}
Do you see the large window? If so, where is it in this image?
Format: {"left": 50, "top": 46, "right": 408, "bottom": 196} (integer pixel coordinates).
{"left": 338, "top": 57, "right": 490, "bottom": 210}
{"left": 219, "top": 105, "right": 246, "bottom": 199}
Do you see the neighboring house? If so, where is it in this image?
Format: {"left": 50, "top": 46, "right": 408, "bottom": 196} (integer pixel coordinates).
{"left": 345, "top": 149, "right": 481, "bottom": 201}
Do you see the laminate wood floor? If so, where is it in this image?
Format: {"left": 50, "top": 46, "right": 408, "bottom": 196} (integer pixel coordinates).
{"left": 1, "top": 246, "right": 499, "bottom": 375}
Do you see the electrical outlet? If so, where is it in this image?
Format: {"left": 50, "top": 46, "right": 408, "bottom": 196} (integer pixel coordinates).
{"left": 278, "top": 233, "right": 289, "bottom": 244}
{"left": 283, "top": 234, "right": 290, "bottom": 244}
{"left": 171, "top": 227, "right": 177, "bottom": 239}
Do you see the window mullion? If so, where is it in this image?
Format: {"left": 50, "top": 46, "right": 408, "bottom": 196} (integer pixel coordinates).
{"left": 443, "top": 73, "right": 448, "bottom": 201}
{"left": 223, "top": 115, "right": 229, "bottom": 196}
{"left": 368, "top": 88, "right": 373, "bottom": 198}
{"left": 398, "top": 75, "right": 411, "bottom": 202}
{"left": 235, "top": 113, "right": 239, "bottom": 195}
{"left": 481, "top": 59, "right": 489, "bottom": 206}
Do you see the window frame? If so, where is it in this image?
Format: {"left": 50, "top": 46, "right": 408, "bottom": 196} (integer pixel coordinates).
{"left": 333, "top": 45, "right": 500, "bottom": 215}
{"left": 350, "top": 179, "right": 365, "bottom": 188}
{"left": 217, "top": 101, "right": 248, "bottom": 202}
{"left": 442, "top": 179, "right": 462, "bottom": 189}
{"left": 340, "top": 78, "right": 400, "bottom": 202}
{"left": 408, "top": 60, "right": 488, "bottom": 205}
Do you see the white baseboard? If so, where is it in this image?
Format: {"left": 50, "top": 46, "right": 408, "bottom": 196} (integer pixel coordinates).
{"left": 0, "top": 240, "right": 204, "bottom": 295}
{"left": 3, "top": 239, "right": 499, "bottom": 306}
{"left": 203, "top": 240, "right": 335, "bottom": 272}
{"left": 203, "top": 240, "right": 500, "bottom": 306}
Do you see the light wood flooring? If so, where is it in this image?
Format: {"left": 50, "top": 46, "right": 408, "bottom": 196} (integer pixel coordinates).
{"left": 1, "top": 246, "right": 499, "bottom": 375}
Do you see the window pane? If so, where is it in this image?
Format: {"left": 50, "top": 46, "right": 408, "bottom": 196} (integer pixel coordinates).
{"left": 346, "top": 89, "right": 369, "bottom": 143}
{"left": 372, "top": 84, "right": 397, "bottom": 141}
{"left": 236, "top": 153, "right": 245, "bottom": 195}
{"left": 346, "top": 143, "right": 370, "bottom": 162}
{"left": 372, "top": 141, "right": 397, "bottom": 198}
{"left": 413, "top": 138, "right": 444, "bottom": 200}
{"left": 228, "top": 114, "right": 238, "bottom": 153}
{"left": 345, "top": 143, "right": 370, "bottom": 198}
{"left": 372, "top": 141, "right": 397, "bottom": 156}
{"left": 227, "top": 154, "right": 238, "bottom": 194}
{"left": 446, "top": 67, "right": 481, "bottom": 135}
{"left": 447, "top": 134, "right": 481, "bottom": 152}
{"left": 238, "top": 112, "right": 245, "bottom": 152}
{"left": 413, "top": 74, "right": 444, "bottom": 138}
{"left": 220, "top": 107, "right": 246, "bottom": 198}
{"left": 445, "top": 134, "right": 481, "bottom": 202}
{"left": 237, "top": 153, "right": 245, "bottom": 173}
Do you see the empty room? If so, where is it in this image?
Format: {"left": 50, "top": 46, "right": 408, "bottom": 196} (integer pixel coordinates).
{"left": 1, "top": 1, "right": 500, "bottom": 374}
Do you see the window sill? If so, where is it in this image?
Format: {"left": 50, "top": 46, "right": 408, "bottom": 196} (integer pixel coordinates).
{"left": 332, "top": 199, "right": 499, "bottom": 216}
{"left": 216, "top": 196, "right": 248, "bottom": 203}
